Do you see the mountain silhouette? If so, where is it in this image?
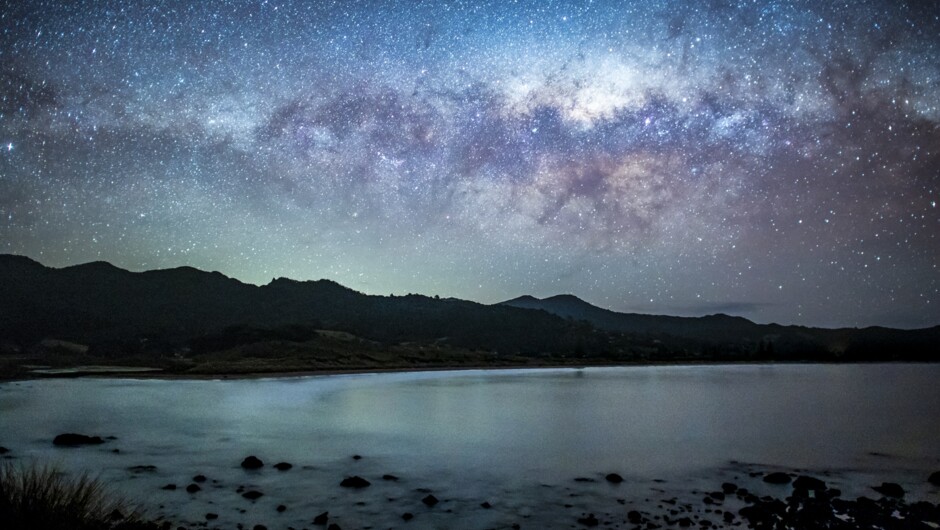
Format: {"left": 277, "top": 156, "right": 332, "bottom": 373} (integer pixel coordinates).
{"left": 1, "top": 254, "right": 937, "bottom": 363}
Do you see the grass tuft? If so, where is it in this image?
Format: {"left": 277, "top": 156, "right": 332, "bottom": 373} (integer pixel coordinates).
{"left": 0, "top": 461, "right": 167, "bottom": 530}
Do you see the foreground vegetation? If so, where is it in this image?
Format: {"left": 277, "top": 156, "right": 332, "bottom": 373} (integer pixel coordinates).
{"left": 0, "top": 462, "right": 168, "bottom": 530}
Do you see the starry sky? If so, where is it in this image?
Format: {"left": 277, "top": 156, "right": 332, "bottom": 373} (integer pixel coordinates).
{"left": 1, "top": 0, "right": 938, "bottom": 329}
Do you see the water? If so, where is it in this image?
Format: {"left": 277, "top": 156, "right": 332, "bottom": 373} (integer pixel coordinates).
{"left": 2, "top": 364, "right": 939, "bottom": 528}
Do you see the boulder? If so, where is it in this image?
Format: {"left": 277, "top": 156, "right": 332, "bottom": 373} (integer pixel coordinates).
{"left": 605, "top": 473, "right": 624, "bottom": 484}
{"left": 762, "top": 472, "right": 791, "bottom": 484}
{"left": 0, "top": 446, "right": 9, "bottom": 454}
{"left": 186, "top": 484, "right": 201, "bottom": 494}
{"left": 422, "top": 494, "right": 439, "bottom": 507}
{"left": 382, "top": 474, "right": 399, "bottom": 481}
{"left": 242, "top": 490, "right": 264, "bottom": 500}
{"left": 480, "top": 502, "right": 492, "bottom": 509}
{"left": 192, "top": 474, "right": 207, "bottom": 483}
{"left": 793, "top": 475, "right": 826, "bottom": 492}
{"left": 241, "top": 456, "right": 264, "bottom": 469}
{"left": 327, "top": 524, "right": 341, "bottom": 530}
{"left": 872, "top": 482, "right": 905, "bottom": 498}
{"left": 402, "top": 512, "right": 414, "bottom": 521}
{"left": 312, "top": 511, "right": 329, "bottom": 525}
{"left": 273, "top": 462, "right": 292, "bottom": 471}
{"left": 721, "top": 482, "right": 738, "bottom": 494}
{"left": 276, "top": 504, "right": 287, "bottom": 512}
{"left": 339, "top": 476, "right": 371, "bottom": 488}
{"left": 53, "top": 433, "right": 105, "bottom": 446}
{"left": 929, "top": 471, "right": 940, "bottom": 487}
{"left": 205, "top": 513, "right": 218, "bottom": 521}
{"left": 161, "top": 484, "right": 177, "bottom": 491}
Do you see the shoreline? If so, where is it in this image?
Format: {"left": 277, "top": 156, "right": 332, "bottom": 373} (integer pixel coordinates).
{"left": 4, "top": 358, "right": 938, "bottom": 383}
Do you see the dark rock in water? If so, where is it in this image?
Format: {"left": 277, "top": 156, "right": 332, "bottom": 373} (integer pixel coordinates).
{"left": 186, "top": 484, "right": 201, "bottom": 494}
{"left": 872, "top": 482, "right": 905, "bottom": 498}
{"left": 577, "top": 513, "right": 599, "bottom": 527}
{"left": 721, "top": 482, "right": 737, "bottom": 494}
{"left": 312, "top": 511, "right": 329, "bottom": 525}
{"left": 793, "top": 475, "right": 826, "bottom": 492}
{"left": 205, "top": 513, "right": 218, "bottom": 521}
{"left": 340, "top": 476, "right": 371, "bottom": 488}
{"left": 573, "top": 477, "right": 595, "bottom": 482}
{"left": 53, "top": 433, "right": 105, "bottom": 446}
{"left": 627, "top": 510, "right": 643, "bottom": 524}
{"left": 708, "top": 491, "right": 725, "bottom": 501}
{"left": 762, "top": 472, "right": 791, "bottom": 484}
{"left": 241, "top": 456, "right": 264, "bottom": 469}
{"left": 480, "top": 502, "right": 492, "bottom": 509}
{"left": 274, "top": 462, "right": 292, "bottom": 471}
{"left": 127, "top": 465, "right": 158, "bottom": 473}
{"left": 605, "top": 473, "right": 624, "bottom": 484}
{"left": 109, "top": 509, "right": 124, "bottom": 521}
{"left": 193, "top": 474, "right": 207, "bottom": 483}
{"left": 276, "top": 504, "right": 287, "bottom": 512}
{"left": 242, "top": 490, "right": 264, "bottom": 500}
{"left": 402, "top": 512, "right": 414, "bottom": 521}
{"left": 382, "top": 474, "right": 399, "bottom": 481}
{"left": 0, "top": 446, "right": 9, "bottom": 454}
{"left": 422, "top": 494, "right": 439, "bottom": 507}
{"left": 327, "top": 524, "right": 342, "bottom": 530}
{"left": 252, "top": 526, "right": 267, "bottom": 530}
{"left": 352, "top": 454, "right": 363, "bottom": 460}
{"left": 161, "top": 484, "right": 177, "bottom": 490}
{"left": 928, "top": 471, "right": 940, "bottom": 486}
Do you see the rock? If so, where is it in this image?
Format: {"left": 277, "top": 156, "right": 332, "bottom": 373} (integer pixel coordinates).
{"left": 762, "top": 472, "right": 791, "bottom": 484}
{"left": 186, "top": 484, "right": 201, "bottom": 494}
{"left": 252, "top": 526, "right": 267, "bottom": 530}
{"left": 402, "top": 512, "right": 414, "bottom": 521}
{"left": 480, "top": 502, "right": 492, "bottom": 509}
{"left": 605, "top": 473, "right": 624, "bottom": 484}
{"left": 127, "top": 465, "right": 158, "bottom": 473}
{"left": 721, "top": 482, "right": 738, "bottom": 494}
{"left": 627, "top": 510, "right": 643, "bottom": 524}
{"left": 352, "top": 454, "right": 362, "bottom": 460}
{"left": 193, "top": 474, "right": 207, "bottom": 483}
{"left": 242, "top": 490, "right": 264, "bottom": 500}
{"left": 312, "top": 511, "right": 329, "bottom": 525}
{"left": 422, "top": 494, "right": 439, "bottom": 507}
{"left": 327, "top": 524, "right": 342, "bottom": 530}
{"left": 929, "top": 471, "right": 940, "bottom": 486}
{"left": 241, "top": 456, "right": 264, "bottom": 469}
{"left": 205, "top": 513, "right": 218, "bottom": 520}
{"left": 872, "top": 482, "right": 905, "bottom": 498}
{"left": 53, "top": 433, "right": 105, "bottom": 446}
{"left": 577, "top": 513, "right": 599, "bottom": 527}
{"left": 0, "top": 446, "right": 9, "bottom": 454}
{"left": 109, "top": 509, "right": 124, "bottom": 521}
{"left": 161, "top": 484, "right": 177, "bottom": 490}
{"left": 573, "top": 477, "right": 595, "bottom": 482}
{"left": 276, "top": 504, "right": 286, "bottom": 512}
{"left": 382, "top": 474, "right": 399, "bottom": 481}
{"left": 340, "top": 476, "right": 371, "bottom": 488}
{"left": 793, "top": 475, "right": 827, "bottom": 495}
{"left": 273, "top": 462, "right": 292, "bottom": 471}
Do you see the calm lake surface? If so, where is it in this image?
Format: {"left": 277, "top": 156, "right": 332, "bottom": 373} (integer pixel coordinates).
{"left": 2, "top": 364, "right": 939, "bottom": 528}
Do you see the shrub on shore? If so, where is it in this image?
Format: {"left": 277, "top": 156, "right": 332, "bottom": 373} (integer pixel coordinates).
{"left": 0, "top": 462, "right": 167, "bottom": 530}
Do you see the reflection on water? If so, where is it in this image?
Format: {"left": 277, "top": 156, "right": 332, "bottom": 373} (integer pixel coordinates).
{"left": 1, "top": 364, "right": 938, "bottom": 528}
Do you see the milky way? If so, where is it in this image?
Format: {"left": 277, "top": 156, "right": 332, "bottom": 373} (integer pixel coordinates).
{"left": 1, "top": 0, "right": 938, "bottom": 328}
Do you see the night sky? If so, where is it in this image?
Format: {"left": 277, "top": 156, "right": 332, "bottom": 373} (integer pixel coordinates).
{"left": 1, "top": 1, "right": 938, "bottom": 329}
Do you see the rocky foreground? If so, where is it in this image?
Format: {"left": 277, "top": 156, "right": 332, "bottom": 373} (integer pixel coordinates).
{"left": 3, "top": 434, "right": 940, "bottom": 529}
